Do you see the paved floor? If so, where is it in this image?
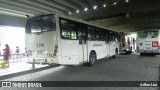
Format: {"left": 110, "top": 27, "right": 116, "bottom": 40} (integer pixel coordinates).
{"left": 0, "top": 52, "right": 160, "bottom": 90}
{"left": 0, "top": 58, "right": 48, "bottom": 76}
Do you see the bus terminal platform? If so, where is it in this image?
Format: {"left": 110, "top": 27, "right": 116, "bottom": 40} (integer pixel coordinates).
{"left": 0, "top": 57, "right": 49, "bottom": 78}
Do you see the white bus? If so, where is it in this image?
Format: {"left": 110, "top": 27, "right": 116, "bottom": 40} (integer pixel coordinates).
{"left": 25, "top": 13, "right": 120, "bottom": 67}
{"left": 137, "top": 30, "right": 160, "bottom": 55}
{"left": 120, "top": 32, "right": 133, "bottom": 54}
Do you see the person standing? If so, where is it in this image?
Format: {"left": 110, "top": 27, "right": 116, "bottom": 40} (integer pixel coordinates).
{"left": 3, "top": 44, "right": 11, "bottom": 67}
{"left": 15, "top": 46, "right": 20, "bottom": 58}
{"left": 16, "top": 46, "right": 20, "bottom": 53}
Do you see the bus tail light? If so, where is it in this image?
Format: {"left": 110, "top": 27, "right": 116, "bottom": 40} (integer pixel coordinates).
{"left": 158, "top": 42, "right": 160, "bottom": 49}
{"left": 137, "top": 46, "right": 139, "bottom": 50}
{"left": 54, "top": 45, "right": 58, "bottom": 56}
{"left": 137, "top": 44, "right": 139, "bottom": 50}
{"left": 121, "top": 32, "right": 125, "bottom": 47}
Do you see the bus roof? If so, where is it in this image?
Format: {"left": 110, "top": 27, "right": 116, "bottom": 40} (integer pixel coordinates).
{"left": 57, "top": 13, "right": 117, "bottom": 33}
{"left": 27, "top": 13, "right": 118, "bottom": 34}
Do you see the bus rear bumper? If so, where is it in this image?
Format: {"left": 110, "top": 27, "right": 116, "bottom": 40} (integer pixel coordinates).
{"left": 26, "top": 57, "right": 58, "bottom": 64}
{"left": 137, "top": 49, "right": 160, "bottom": 54}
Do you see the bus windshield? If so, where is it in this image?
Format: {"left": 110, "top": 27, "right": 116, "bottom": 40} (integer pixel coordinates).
{"left": 138, "top": 31, "right": 159, "bottom": 38}
{"left": 25, "top": 14, "right": 56, "bottom": 34}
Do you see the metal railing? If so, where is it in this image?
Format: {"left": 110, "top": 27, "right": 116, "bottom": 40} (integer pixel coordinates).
{"left": 0, "top": 53, "right": 26, "bottom": 63}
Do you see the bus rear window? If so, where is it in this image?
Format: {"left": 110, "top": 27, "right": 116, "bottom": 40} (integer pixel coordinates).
{"left": 25, "top": 14, "right": 56, "bottom": 34}
{"left": 138, "top": 31, "right": 159, "bottom": 38}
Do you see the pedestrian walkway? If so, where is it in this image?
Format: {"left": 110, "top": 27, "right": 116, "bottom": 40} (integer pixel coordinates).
{"left": 0, "top": 58, "right": 48, "bottom": 76}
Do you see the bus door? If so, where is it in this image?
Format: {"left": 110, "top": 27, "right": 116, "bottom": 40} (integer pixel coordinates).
{"left": 77, "top": 24, "right": 87, "bottom": 63}
{"left": 108, "top": 33, "right": 115, "bottom": 56}
{"left": 105, "top": 33, "right": 110, "bottom": 56}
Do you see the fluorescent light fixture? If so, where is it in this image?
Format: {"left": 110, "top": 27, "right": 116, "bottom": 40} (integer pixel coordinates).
{"left": 93, "top": 5, "right": 97, "bottom": 9}
{"left": 76, "top": 10, "right": 79, "bottom": 13}
{"left": 126, "top": 0, "right": 129, "bottom": 2}
{"left": 0, "top": 7, "right": 34, "bottom": 17}
{"left": 84, "top": 8, "right": 88, "bottom": 11}
{"left": 0, "top": 11, "right": 27, "bottom": 18}
{"left": 113, "top": 2, "right": 117, "bottom": 5}
{"left": 103, "top": 4, "right": 106, "bottom": 7}
{"left": 68, "top": 12, "right": 72, "bottom": 15}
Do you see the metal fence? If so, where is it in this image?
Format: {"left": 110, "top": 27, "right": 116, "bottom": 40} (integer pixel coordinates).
{"left": 0, "top": 53, "right": 26, "bottom": 63}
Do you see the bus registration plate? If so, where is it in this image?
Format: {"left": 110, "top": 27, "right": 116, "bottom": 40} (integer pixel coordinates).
{"left": 145, "top": 43, "right": 151, "bottom": 46}
{"left": 34, "top": 59, "right": 45, "bottom": 63}
{"left": 146, "top": 47, "right": 151, "bottom": 49}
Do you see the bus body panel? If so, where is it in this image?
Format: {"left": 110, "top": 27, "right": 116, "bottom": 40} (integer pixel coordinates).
{"left": 120, "top": 32, "right": 134, "bottom": 53}
{"left": 108, "top": 41, "right": 116, "bottom": 56}
{"left": 25, "top": 13, "right": 120, "bottom": 65}
{"left": 78, "top": 42, "right": 88, "bottom": 63}
{"left": 60, "top": 39, "right": 79, "bottom": 65}
{"left": 87, "top": 41, "right": 107, "bottom": 60}
{"left": 137, "top": 30, "right": 160, "bottom": 54}
{"left": 25, "top": 31, "right": 59, "bottom": 64}
{"left": 115, "top": 41, "right": 120, "bottom": 54}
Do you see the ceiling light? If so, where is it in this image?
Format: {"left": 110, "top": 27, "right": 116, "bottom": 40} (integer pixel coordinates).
{"left": 76, "top": 10, "right": 79, "bottom": 13}
{"left": 103, "top": 4, "right": 106, "bottom": 7}
{"left": 126, "top": 0, "right": 129, "bottom": 2}
{"left": 113, "top": 2, "right": 117, "bottom": 5}
{"left": 84, "top": 8, "right": 88, "bottom": 11}
{"left": 93, "top": 5, "right": 97, "bottom": 9}
{"left": 68, "top": 12, "right": 72, "bottom": 15}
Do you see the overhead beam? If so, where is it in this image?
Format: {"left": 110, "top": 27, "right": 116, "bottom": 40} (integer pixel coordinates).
{"left": 70, "top": 0, "right": 86, "bottom": 8}
{"left": 71, "top": 0, "right": 160, "bottom": 20}
{"left": 36, "top": 0, "right": 74, "bottom": 12}
{"left": 0, "top": 0, "right": 44, "bottom": 15}
{"left": 19, "top": 0, "right": 65, "bottom": 13}
{"left": 54, "top": 0, "right": 82, "bottom": 10}
{"left": 86, "top": 0, "right": 95, "bottom": 7}
{"left": 0, "top": 14, "right": 25, "bottom": 27}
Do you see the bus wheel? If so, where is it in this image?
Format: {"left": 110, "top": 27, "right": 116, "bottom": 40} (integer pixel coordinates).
{"left": 112, "top": 55, "right": 116, "bottom": 58}
{"left": 48, "top": 63, "right": 55, "bottom": 66}
{"left": 151, "top": 53, "right": 156, "bottom": 56}
{"left": 115, "top": 48, "right": 118, "bottom": 55}
{"left": 88, "top": 52, "right": 97, "bottom": 66}
{"left": 140, "top": 53, "right": 144, "bottom": 56}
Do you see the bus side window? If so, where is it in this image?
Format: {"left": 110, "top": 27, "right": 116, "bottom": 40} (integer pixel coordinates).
{"left": 108, "top": 33, "right": 114, "bottom": 42}
{"left": 62, "top": 30, "right": 70, "bottom": 39}
{"left": 25, "top": 21, "right": 31, "bottom": 34}
{"left": 87, "top": 26, "right": 96, "bottom": 40}
{"left": 71, "top": 31, "right": 77, "bottom": 39}
{"left": 105, "top": 33, "right": 108, "bottom": 44}
{"left": 109, "top": 35, "right": 112, "bottom": 45}
{"left": 60, "top": 18, "right": 77, "bottom": 40}
{"left": 113, "top": 35, "right": 116, "bottom": 41}
{"left": 96, "top": 28, "right": 105, "bottom": 41}
{"left": 77, "top": 23, "right": 87, "bottom": 44}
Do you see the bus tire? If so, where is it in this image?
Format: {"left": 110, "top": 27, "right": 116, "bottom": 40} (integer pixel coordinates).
{"left": 115, "top": 48, "right": 118, "bottom": 55}
{"left": 112, "top": 55, "right": 116, "bottom": 58}
{"left": 88, "top": 51, "right": 97, "bottom": 66}
{"left": 140, "top": 53, "right": 144, "bottom": 56}
{"left": 151, "top": 53, "right": 156, "bottom": 56}
{"left": 48, "top": 63, "right": 55, "bottom": 66}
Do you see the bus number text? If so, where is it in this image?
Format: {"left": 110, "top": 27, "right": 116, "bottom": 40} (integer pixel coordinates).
{"left": 47, "top": 53, "right": 54, "bottom": 57}
{"left": 36, "top": 43, "right": 44, "bottom": 48}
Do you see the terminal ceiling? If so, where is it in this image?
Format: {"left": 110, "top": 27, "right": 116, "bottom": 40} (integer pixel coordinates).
{"left": 0, "top": 0, "right": 160, "bottom": 32}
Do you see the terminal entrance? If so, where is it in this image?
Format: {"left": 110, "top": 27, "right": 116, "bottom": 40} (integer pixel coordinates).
{"left": 0, "top": 26, "right": 25, "bottom": 54}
